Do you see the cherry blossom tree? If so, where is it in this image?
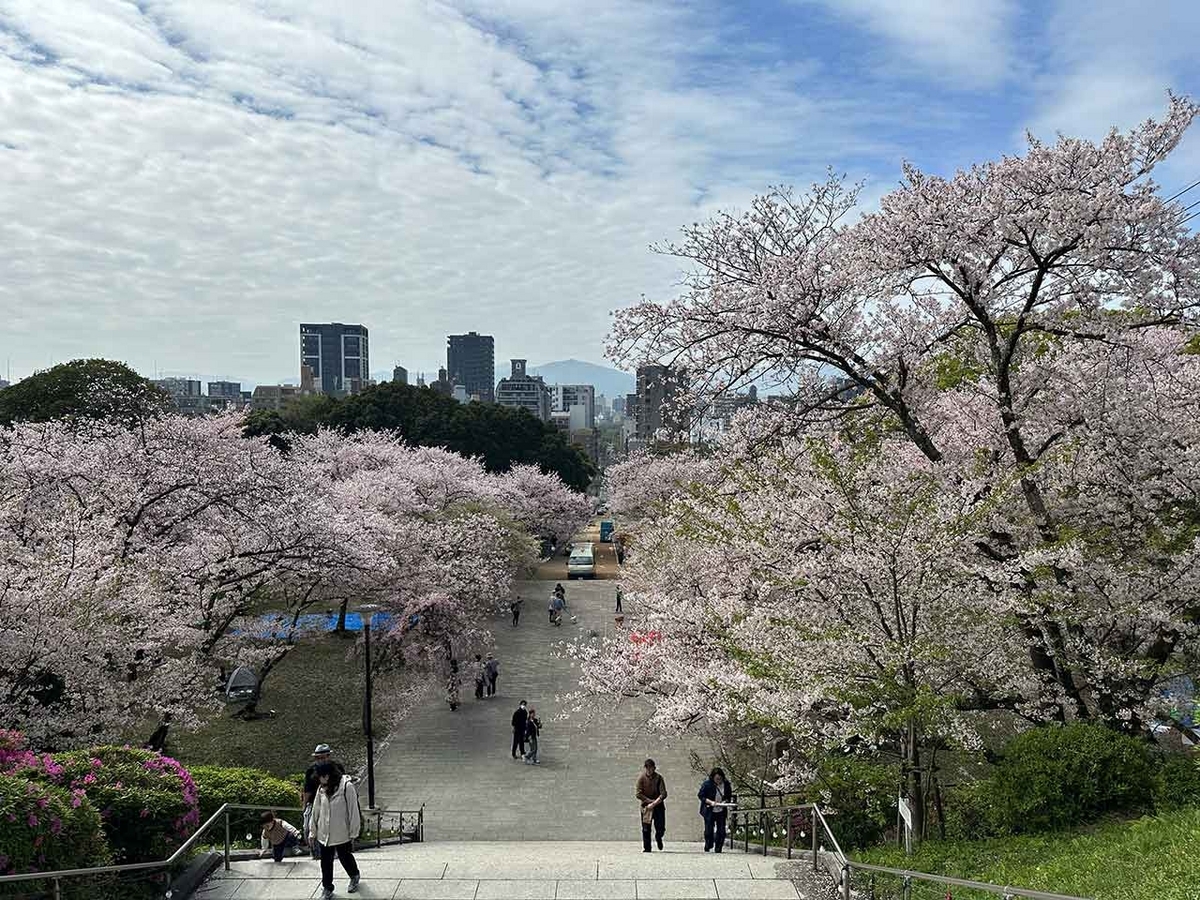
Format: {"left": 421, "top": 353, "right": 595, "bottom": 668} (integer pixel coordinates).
{"left": 588, "top": 97, "right": 1200, "bottom": 830}
{"left": 1, "top": 417, "right": 590, "bottom": 747}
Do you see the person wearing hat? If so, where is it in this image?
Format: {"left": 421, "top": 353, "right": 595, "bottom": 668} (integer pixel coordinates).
{"left": 302, "top": 744, "right": 344, "bottom": 859}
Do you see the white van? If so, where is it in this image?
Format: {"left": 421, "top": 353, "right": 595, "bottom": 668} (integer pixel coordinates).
{"left": 567, "top": 542, "right": 595, "bottom": 579}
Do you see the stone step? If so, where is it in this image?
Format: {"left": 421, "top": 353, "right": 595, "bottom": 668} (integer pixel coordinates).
{"left": 195, "top": 840, "right": 817, "bottom": 900}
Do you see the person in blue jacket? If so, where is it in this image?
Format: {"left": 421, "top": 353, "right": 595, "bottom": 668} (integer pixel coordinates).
{"left": 697, "top": 767, "right": 732, "bottom": 852}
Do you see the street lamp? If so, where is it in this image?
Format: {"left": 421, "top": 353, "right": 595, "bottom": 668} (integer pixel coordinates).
{"left": 359, "top": 603, "right": 379, "bottom": 810}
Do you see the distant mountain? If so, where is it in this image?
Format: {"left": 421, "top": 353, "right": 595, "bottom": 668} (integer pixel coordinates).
{"left": 494, "top": 359, "right": 635, "bottom": 398}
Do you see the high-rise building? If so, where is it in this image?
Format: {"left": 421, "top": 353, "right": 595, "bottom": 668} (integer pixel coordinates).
{"left": 551, "top": 384, "right": 595, "bottom": 430}
{"left": 447, "top": 331, "right": 495, "bottom": 403}
{"left": 633, "top": 364, "right": 687, "bottom": 442}
{"left": 300, "top": 323, "right": 370, "bottom": 397}
{"left": 0, "top": 380, "right": 10, "bottom": 391}
{"left": 392, "top": 365, "right": 408, "bottom": 386}
{"left": 613, "top": 395, "right": 625, "bottom": 416}
{"left": 496, "top": 359, "right": 551, "bottom": 421}
{"left": 207, "top": 381, "right": 242, "bottom": 400}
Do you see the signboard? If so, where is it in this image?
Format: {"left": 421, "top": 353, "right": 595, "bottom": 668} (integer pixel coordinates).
{"left": 898, "top": 795, "right": 913, "bottom": 855}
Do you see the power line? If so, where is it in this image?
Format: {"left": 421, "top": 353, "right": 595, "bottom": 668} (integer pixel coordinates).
{"left": 1165, "top": 178, "right": 1200, "bottom": 203}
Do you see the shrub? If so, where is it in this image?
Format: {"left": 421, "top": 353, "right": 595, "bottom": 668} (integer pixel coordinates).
{"left": 987, "top": 723, "right": 1155, "bottom": 833}
{"left": 806, "top": 754, "right": 898, "bottom": 849}
{"left": 190, "top": 765, "right": 302, "bottom": 847}
{"left": 1154, "top": 752, "right": 1200, "bottom": 811}
{"left": 52, "top": 747, "right": 199, "bottom": 863}
{"left": 942, "top": 781, "right": 1002, "bottom": 841}
{"left": 0, "top": 773, "right": 111, "bottom": 878}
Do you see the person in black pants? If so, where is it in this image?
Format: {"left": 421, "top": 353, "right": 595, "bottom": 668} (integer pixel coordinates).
{"left": 635, "top": 759, "right": 668, "bottom": 851}
{"left": 511, "top": 700, "right": 528, "bottom": 759}
{"left": 698, "top": 767, "right": 732, "bottom": 852}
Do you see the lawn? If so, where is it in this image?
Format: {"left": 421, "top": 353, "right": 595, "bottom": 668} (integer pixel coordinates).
{"left": 166, "top": 632, "right": 371, "bottom": 780}
{"left": 852, "top": 807, "right": 1200, "bottom": 900}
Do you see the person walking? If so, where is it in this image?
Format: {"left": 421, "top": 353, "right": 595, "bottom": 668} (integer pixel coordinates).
{"left": 511, "top": 700, "right": 529, "bottom": 759}
{"left": 312, "top": 761, "right": 361, "bottom": 898}
{"left": 550, "top": 591, "right": 565, "bottom": 626}
{"left": 523, "top": 708, "right": 542, "bottom": 764}
{"left": 698, "top": 767, "right": 732, "bottom": 852}
{"left": 510, "top": 596, "right": 523, "bottom": 627}
{"left": 615, "top": 586, "right": 623, "bottom": 614}
{"left": 473, "top": 654, "right": 486, "bottom": 700}
{"left": 301, "top": 744, "right": 343, "bottom": 860}
{"left": 635, "top": 759, "right": 668, "bottom": 852}
{"left": 446, "top": 659, "right": 461, "bottom": 711}
{"left": 485, "top": 653, "right": 500, "bottom": 698}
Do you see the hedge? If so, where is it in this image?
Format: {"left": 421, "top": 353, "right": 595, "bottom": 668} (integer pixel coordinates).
{"left": 190, "top": 765, "right": 303, "bottom": 846}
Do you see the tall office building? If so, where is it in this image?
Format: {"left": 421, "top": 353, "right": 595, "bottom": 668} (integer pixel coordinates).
{"left": 447, "top": 331, "right": 495, "bottom": 403}
{"left": 299, "top": 323, "right": 369, "bottom": 397}
{"left": 392, "top": 365, "right": 408, "bottom": 386}
{"left": 496, "top": 359, "right": 551, "bottom": 421}
{"left": 633, "top": 364, "right": 687, "bottom": 442}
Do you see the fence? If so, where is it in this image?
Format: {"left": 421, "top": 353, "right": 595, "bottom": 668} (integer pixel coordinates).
{"left": 728, "top": 803, "right": 1091, "bottom": 900}
{"left": 0, "top": 801, "right": 423, "bottom": 899}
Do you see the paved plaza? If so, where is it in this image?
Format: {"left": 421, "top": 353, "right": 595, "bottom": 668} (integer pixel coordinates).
{"left": 371, "top": 577, "right": 709, "bottom": 842}
{"left": 196, "top": 840, "right": 819, "bottom": 899}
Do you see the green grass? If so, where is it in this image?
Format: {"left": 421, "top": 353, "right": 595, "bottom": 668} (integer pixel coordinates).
{"left": 167, "top": 633, "right": 369, "bottom": 779}
{"left": 852, "top": 807, "right": 1200, "bottom": 900}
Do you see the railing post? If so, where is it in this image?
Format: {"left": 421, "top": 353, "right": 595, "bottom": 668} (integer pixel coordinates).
{"left": 761, "top": 810, "right": 768, "bottom": 857}
{"left": 223, "top": 807, "right": 231, "bottom": 871}
{"left": 52, "top": 877, "right": 61, "bottom": 900}
{"left": 869, "top": 873, "right": 876, "bottom": 900}
{"left": 811, "top": 809, "right": 818, "bottom": 872}
{"left": 903, "top": 875, "right": 912, "bottom": 900}
{"left": 376, "top": 811, "right": 382, "bottom": 849}
{"left": 841, "top": 864, "right": 851, "bottom": 900}
{"left": 785, "top": 809, "right": 792, "bottom": 860}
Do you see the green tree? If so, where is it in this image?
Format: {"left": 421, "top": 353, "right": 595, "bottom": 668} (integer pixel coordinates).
{"left": 244, "top": 382, "right": 595, "bottom": 491}
{"left": 0, "top": 359, "right": 170, "bottom": 428}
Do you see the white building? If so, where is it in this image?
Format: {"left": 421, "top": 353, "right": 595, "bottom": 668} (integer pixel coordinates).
{"left": 551, "top": 383, "right": 595, "bottom": 429}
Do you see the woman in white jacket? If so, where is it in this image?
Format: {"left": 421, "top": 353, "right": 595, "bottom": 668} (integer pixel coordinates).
{"left": 312, "top": 761, "right": 362, "bottom": 898}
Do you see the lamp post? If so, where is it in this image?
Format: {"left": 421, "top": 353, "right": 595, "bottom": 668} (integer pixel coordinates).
{"left": 360, "top": 604, "right": 379, "bottom": 810}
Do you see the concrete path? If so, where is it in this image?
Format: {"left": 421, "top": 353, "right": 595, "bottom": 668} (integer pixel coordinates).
{"left": 196, "top": 841, "right": 817, "bottom": 899}
{"left": 371, "top": 579, "right": 708, "bottom": 841}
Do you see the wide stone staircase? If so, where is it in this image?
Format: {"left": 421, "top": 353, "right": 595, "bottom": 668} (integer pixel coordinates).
{"left": 195, "top": 840, "right": 827, "bottom": 899}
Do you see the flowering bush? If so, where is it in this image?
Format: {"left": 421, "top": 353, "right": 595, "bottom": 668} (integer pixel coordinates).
{"left": 52, "top": 747, "right": 199, "bottom": 863}
{"left": 0, "top": 773, "right": 110, "bottom": 878}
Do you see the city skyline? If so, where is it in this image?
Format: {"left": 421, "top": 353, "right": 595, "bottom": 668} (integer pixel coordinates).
{"left": 2, "top": 2, "right": 1198, "bottom": 383}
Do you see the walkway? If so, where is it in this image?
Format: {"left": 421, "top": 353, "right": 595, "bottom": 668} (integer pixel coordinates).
{"left": 371, "top": 578, "right": 707, "bottom": 841}
{"left": 196, "top": 841, "right": 821, "bottom": 899}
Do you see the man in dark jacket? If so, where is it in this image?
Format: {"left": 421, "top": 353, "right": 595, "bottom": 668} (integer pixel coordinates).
{"left": 511, "top": 701, "right": 528, "bottom": 759}
{"left": 635, "top": 758, "right": 668, "bottom": 851}
{"left": 697, "top": 768, "right": 732, "bottom": 852}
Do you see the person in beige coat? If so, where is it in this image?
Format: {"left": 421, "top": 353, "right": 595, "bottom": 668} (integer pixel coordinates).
{"left": 312, "top": 761, "right": 362, "bottom": 898}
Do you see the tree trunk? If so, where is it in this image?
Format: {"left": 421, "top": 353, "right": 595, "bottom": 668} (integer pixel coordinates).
{"left": 335, "top": 599, "right": 349, "bottom": 634}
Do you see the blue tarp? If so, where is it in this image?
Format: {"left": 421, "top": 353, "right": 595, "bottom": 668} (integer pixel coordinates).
{"left": 234, "top": 610, "right": 397, "bottom": 639}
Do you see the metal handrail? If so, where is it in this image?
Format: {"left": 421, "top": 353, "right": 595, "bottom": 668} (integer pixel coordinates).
{"left": 726, "top": 801, "right": 1089, "bottom": 900}
{"left": 0, "top": 801, "right": 424, "bottom": 892}
{"left": 848, "top": 861, "right": 1091, "bottom": 900}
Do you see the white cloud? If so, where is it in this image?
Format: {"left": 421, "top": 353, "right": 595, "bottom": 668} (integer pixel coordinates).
{"left": 1, "top": 0, "right": 896, "bottom": 383}
{"left": 801, "top": 0, "right": 1018, "bottom": 88}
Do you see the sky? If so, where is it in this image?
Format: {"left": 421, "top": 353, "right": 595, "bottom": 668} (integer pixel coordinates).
{"left": 1, "top": 0, "right": 1199, "bottom": 386}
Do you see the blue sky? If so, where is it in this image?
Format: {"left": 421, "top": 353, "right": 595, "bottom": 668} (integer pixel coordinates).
{"left": 1, "top": 0, "right": 1198, "bottom": 385}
